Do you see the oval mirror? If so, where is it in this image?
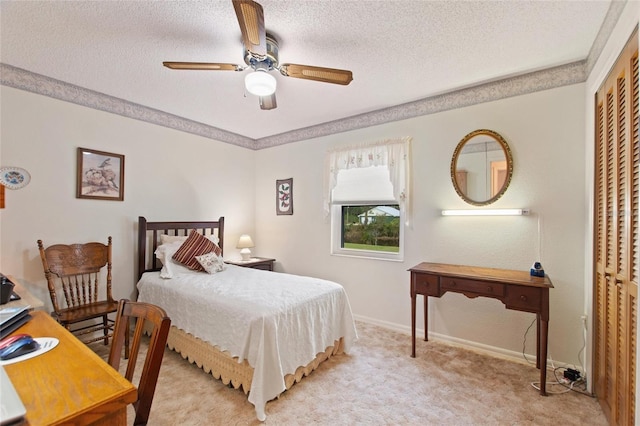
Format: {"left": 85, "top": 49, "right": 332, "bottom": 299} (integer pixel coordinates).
{"left": 450, "top": 129, "right": 513, "bottom": 206}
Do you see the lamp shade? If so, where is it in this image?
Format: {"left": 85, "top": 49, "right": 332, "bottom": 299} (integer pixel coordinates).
{"left": 236, "top": 234, "right": 255, "bottom": 249}
{"left": 245, "top": 70, "right": 276, "bottom": 96}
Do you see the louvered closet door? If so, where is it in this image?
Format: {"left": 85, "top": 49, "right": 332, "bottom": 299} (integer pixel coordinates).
{"left": 594, "top": 28, "right": 638, "bottom": 426}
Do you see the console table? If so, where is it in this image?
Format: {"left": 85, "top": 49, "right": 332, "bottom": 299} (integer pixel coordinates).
{"left": 409, "top": 262, "right": 553, "bottom": 395}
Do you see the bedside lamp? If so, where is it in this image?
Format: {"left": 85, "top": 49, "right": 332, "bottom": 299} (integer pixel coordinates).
{"left": 237, "top": 234, "right": 255, "bottom": 261}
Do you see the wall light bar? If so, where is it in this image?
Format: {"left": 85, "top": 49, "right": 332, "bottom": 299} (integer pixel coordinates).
{"left": 441, "top": 208, "right": 530, "bottom": 216}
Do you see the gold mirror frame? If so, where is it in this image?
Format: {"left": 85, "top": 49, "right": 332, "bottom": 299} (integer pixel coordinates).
{"left": 450, "top": 129, "right": 513, "bottom": 206}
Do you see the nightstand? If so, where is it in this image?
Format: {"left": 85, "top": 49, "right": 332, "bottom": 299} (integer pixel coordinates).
{"left": 226, "top": 257, "right": 275, "bottom": 271}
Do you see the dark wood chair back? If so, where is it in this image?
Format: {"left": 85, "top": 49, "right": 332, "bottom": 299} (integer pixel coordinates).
{"left": 37, "top": 237, "right": 122, "bottom": 349}
{"left": 108, "top": 300, "right": 171, "bottom": 426}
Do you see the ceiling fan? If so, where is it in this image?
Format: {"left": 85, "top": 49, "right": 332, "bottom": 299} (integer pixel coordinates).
{"left": 163, "top": 0, "right": 353, "bottom": 110}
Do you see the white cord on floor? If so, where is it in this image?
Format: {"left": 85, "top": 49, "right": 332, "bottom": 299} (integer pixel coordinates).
{"left": 523, "top": 318, "right": 594, "bottom": 398}
{"left": 522, "top": 318, "right": 536, "bottom": 365}
{"left": 530, "top": 381, "right": 573, "bottom": 394}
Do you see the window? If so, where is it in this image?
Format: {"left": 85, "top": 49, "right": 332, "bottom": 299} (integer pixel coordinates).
{"left": 332, "top": 203, "right": 404, "bottom": 260}
{"left": 325, "top": 138, "right": 411, "bottom": 261}
{"left": 341, "top": 204, "right": 401, "bottom": 251}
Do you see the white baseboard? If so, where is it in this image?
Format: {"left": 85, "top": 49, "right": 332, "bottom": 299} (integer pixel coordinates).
{"left": 352, "top": 314, "right": 579, "bottom": 373}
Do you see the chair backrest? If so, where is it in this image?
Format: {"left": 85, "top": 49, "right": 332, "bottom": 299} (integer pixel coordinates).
{"left": 108, "top": 300, "right": 171, "bottom": 426}
{"left": 37, "top": 237, "right": 114, "bottom": 313}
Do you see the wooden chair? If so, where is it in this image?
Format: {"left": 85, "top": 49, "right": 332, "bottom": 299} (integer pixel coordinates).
{"left": 108, "top": 299, "right": 171, "bottom": 426}
{"left": 37, "top": 237, "right": 126, "bottom": 355}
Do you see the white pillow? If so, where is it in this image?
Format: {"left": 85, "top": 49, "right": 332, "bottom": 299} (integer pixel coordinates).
{"left": 154, "top": 241, "right": 193, "bottom": 278}
{"left": 195, "top": 251, "right": 227, "bottom": 274}
{"left": 160, "top": 233, "right": 219, "bottom": 245}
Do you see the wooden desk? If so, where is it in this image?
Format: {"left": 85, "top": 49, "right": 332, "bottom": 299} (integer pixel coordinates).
{"left": 3, "top": 311, "right": 137, "bottom": 425}
{"left": 409, "top": 262, "right": 553, "bottom": 395}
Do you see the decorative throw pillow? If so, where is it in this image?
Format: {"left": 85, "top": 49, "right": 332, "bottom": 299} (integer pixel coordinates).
{"left": 195, "top": 251, "right": 226, "bottom": 274}
{"left": 160, "top": 233, "right": 219, "bottom": 245}
{"left": 172, "top": 230, "right": 222, "bottom": 271}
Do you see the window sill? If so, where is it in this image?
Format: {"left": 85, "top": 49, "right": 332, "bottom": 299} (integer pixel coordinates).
{"left": 330, "top": 250, "right": 404, "bottom": 262}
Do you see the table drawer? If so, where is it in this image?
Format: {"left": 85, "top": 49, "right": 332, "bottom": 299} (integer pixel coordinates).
{"left": 251, "top": 263, "right": 273, "bottom": 271}
{"left": 412, "top": 273, "right": 440, "bottom": 296}
{"left": 505, "top": 287, "right": 543, "bottom": 311}
{"left": 441, "top": 277, "right": 505, "bottom": 298}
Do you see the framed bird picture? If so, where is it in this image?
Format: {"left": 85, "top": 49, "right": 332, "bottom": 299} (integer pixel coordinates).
{"left": 76, "top": 147, "right": 125, "bottom": 201}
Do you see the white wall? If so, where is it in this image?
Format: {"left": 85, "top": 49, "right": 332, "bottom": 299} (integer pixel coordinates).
{"left": 255, "top": 83, "right": 586, "bottom": 366}
{"left": 0, "top": 86, "right": 256, "bottom": 309}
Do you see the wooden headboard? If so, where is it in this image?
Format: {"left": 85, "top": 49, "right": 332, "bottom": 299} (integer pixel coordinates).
{"left": 137, "top": 216, "right": 225, "bottom": 280}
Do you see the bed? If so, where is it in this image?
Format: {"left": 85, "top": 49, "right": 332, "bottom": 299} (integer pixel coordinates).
{"left": 135, "top": 217, "right": 358, "bottom": 421}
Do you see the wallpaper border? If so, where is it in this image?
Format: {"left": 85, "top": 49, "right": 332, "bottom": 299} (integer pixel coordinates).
{"left": 0, "top": 63, "right": 256, "bottom": 149}
{"left": 0, "top": 61, "right": 586, "bottom": 151}
{"left": 254, "top": 61, "right": 587, "bottom": 150}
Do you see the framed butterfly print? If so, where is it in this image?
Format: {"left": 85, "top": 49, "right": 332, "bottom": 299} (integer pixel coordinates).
{"left": 276, "top": 178, "right": 293, "bottom": 215}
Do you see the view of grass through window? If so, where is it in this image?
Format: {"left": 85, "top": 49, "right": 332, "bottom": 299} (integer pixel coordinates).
{"left": 341, "top": 204, "right": 400, "bottom": 253}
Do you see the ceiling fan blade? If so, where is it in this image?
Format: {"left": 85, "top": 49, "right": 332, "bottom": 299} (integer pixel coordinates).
{"left": 279, "top": 63, "right": 353, "bottom": 85}
{"left": 163, "top": 62, "right": 243, "bottom": 71}
{"left": 233, "top": 0, "right": 266, "bottom": 58}
{"left": 259, "top": 93, "right": 277, "bottom": 110}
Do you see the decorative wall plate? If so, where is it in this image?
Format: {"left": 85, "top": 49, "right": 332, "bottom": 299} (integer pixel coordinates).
{"left": 0, "top": 167, "right": 31, "bottom": 189}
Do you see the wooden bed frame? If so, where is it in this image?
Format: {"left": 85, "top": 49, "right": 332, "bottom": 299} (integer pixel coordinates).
{"left": 137, "top": 216, "right": 344, "bottom": 396}
{"left": 137, "top": 216, "right": 226, "bottom": 281}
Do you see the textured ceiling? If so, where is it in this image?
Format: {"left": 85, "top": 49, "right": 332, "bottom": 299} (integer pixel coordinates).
{"left": 1, "top": 0, "right": 612, "bottom": 145}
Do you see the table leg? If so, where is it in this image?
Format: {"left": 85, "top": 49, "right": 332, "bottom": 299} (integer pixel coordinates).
{"left": 539, "top": 314, "right": 549, "bottom": 396}
{"left": 424, "top": 295, "right": 428, "bottom": 341}
{"left": 536, "top": 313, "right": 541, "bottom": 369}
{"left": 411, "top": 294, "right": 416, "bottom": 357}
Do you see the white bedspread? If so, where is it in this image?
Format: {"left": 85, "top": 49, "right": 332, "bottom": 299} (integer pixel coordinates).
{"left": 136, "top": 265, "right": 358, "bottom": 420}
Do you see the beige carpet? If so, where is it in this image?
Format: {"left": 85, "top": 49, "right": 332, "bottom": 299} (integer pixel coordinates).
{"left": 91, "top": 321, "right": 607, "bottom": 425}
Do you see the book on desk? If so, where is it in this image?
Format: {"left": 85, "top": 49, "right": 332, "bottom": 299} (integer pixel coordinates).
{"left": 0, "top": 306, "right": 32, "bottom": 339}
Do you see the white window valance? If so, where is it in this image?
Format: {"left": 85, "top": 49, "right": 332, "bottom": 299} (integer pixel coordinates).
{"left": 324, "top": 137, "right": 412, "bottom": 223}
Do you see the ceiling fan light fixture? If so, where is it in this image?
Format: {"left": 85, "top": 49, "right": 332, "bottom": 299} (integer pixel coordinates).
{"left": 245, "top": 70, "right": 276, "bottom": 97}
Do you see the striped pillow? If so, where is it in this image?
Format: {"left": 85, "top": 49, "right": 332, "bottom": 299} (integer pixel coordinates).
{"left": 172, "top": 229, "right": 222, "bottom": 271}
